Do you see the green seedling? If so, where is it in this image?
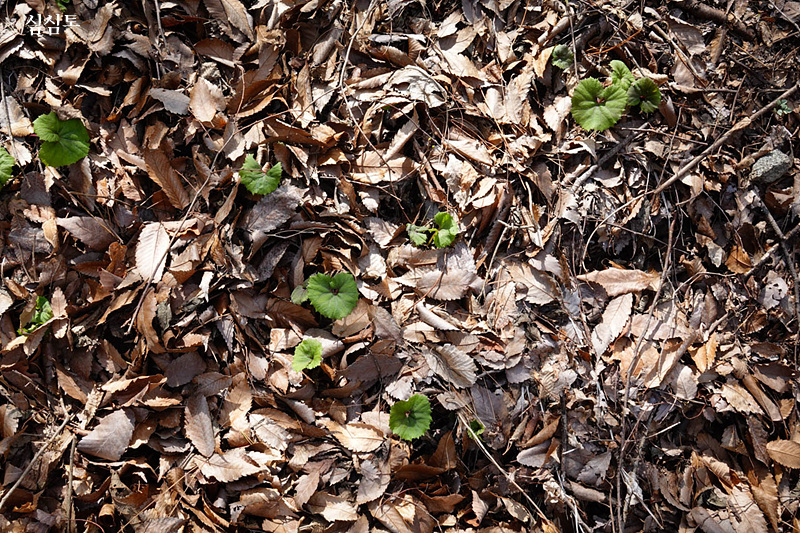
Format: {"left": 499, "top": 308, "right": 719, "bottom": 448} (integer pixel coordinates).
{"left": 19, "top": 296, "right": 53, "bottom": 335}
{"left": 389, "top": 394, "right": 432, "bottom": 440}
{"left": 468, "top": 419, "right": 485, "bottom": 440}
{"left": 551, "top": 45, "right": 574, "bottom": 70}
{"left": 406, "top": 211, "right": 459, "bottom": 248}
{"left": 774, "top": 99, "right": 792, "bottom": 117}
{"left": 292, "top": 338, "right": 323, "bottom": 372}
{"left": 33, "top": 112, "right": 90, "bottom": 167}
{"left": 240, "top": 154, "right": 281, "bottom": 195}
{"left": 296, "top": 272, "right": 359, "bottom": 320}
{"left": 0, "top": 147, "right": 14, "bottom": 189}
{"left": 571, "top": 61, "right": 662, "bottom": 131}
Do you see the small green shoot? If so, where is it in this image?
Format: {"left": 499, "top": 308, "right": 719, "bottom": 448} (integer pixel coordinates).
{"left": 0, "top": 147, "right": 14, "bottom": 189}
{"left": 389, "top": 394, "right": 432, "bottom": 440}
{"left": 571, "top": 78, "right": 627, "bottom": 132}
{"left": 306, "top": 272, "right": 359, "bottom": 320}
{"left": 627, "top": 77, "right": 661, "bottom": 113}
{"left": 468, "top": 419, "right": 485, "bottom": 440}
{"left": 609, "top": 60, "right": 635, "bottom": 91}
{"left": 292, "top": 338, "right": 323, "bottom": 372}
{"left": 551, "top": 45, "right": 574, "bottom": 70}
{"left": 432, "top": 212, "right": 458, "bottom": 248}
{"left": 33, "top": 112, "right": 90, "bottom": 167}
{"left": 240, "top": 154, "right": 281, "bottom": 195}
{"left": 291, "top": 285, "right": 308, "bottom": 305}
{"left": 19, "top": 296, "right": 53, "bottom": 335}
{"left": 774, "top": 99, "right": 792, "bottom": 117}
{"left": 406, "top": 212, "right": 459, "bottom": 248}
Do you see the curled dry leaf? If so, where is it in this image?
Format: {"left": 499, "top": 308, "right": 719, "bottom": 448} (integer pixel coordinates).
{"left": 136, "top": 222, "right": 170, "bottom": 283}
{"left": 197, "top": 448, "right": 263, "bottom": 482}
{"left": 766, "top": 439, "right": 800, "bottom": 469}
{"left": 185, "top": 394, "right": 215, "bottom": 457}
{"left": 577, "top": 268, "right": 661, "bottom": 297}
{"left": 423, "top": 344, "right": 477, "bottom": 389}
{"left": 320, "top": 419, "right": 385, "bottom": 453}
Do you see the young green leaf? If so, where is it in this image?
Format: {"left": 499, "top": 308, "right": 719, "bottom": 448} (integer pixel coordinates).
{"left": 551, "top": 45, "right": 574, "bottom": 70}
{"left": 291, "top": 285, "right": 308, "bottom": 305}
{"left": 571, "top": 78, "right": 627, "bottom": 132}
{"left": 432, "top": 212, "right": 458, "bottom": 248}
{"left": 33, "top": 112, "right": 90, "bottom": 167}
{"left": 468, "top": 419, "right": 485, "bottom": 440}
{"left": 407, "top": 223, "right": 430, "bottom": 246}
{"left": 292, "top": 338, "right": 323, "bottom": 372}
{"left": 19, "top": 296, "right": 53, "bottom": 334}
{"left": 306, "top": 272, "right": 359, "bottom": 320}
{"left": 627, "top": 77, "right": 661, "bottom": 113}
{"left": 240, "top": 155, "right": 282, "bottom": 195}
{"left": 389, "top": 394, "right": 432, "bottom": 440}
{"left": 609, "top": 60, "right": 635, "bottom": 91}
{"left": 0, "top": 147, "right": 14, "bottom": 188}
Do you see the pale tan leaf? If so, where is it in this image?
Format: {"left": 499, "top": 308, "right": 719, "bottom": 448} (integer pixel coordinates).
{"left": 368, "top": 495, "right": 434, "bottom": 533}
{"left": 198, "top": 448, "right": 262, "bottom": 482}
{"left": 294, "top": 471, "right": 319, "bottom": 507}
{"left": 749, "top": 465, "right": 780, "bottom": 532}
{"left": 674, "top": 364, "right": 698, "bottom": 400}
{"left": 136, "top": 222, "right": 170, "bottom": 282}
{"left": 415, "top": 270, "right": 480, "bottom": 301}
{"left": 692, "top": 331, "right": 717, "bottom": 373}
{"left": 189, "top": 78, "right": 226, "bottom": 122}
{"left": 719, "top": 382, "right": 762, "bottom": 414}
{"left": 165, "top": 351, "right": 207, "bottom": 387}
{"left": 423, "top": 344, "right": 477, "bottom": 389}
{"left": 57, "top": 217, "right": 116, "bottom": 251}
{"left": 472, "top": 490, "right": 489, "bottom": 525}
{"left": 351, "top": 152, "right": 416, "bottom": 185}
{"left": 728, "top": 486, "right": 768, "bottom": 533}
{"left": 144, "top": 149, "right": 190, "bottom": 209}
{"left": 307, "top": 492, "right": 358, "bottom": 522}
{"left": 415, "top": 302, "right": 459, "bottom": 331}
{"left": 320, "top": 419, "right": 384, "bottom": 453}
{"left": 357, "top": 457, "right": 390, "bottom": 504}
{"left": 148, "top": 88, "right": 190, "bottom": 115}
{"left": 766, "top": 439, "right": 800, "bottom": 468}
{"left": 250, "top": 413, "right": 289, "bottom": 451}
{"left": 185, "top": 394, "right": 215, "bottom": 457}
{"left": 577, "top": 268, "right": 661, "bottom": 297}
{"left": 78, "top": 409, "right": 135, "bottom": 461}
{"left": 591, "top": 293, "right": 633, "bottom": 356}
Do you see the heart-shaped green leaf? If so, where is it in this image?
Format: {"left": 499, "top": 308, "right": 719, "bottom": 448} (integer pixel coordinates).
{"left": 551, "top": 45, "right": 574, "bottom": 70}
{"left": 407, "top": 223, "right": 430, "bottom": 246}
{"left": 627, "top": 77, "right": 661, "bottom": 113}
{"left": 306, "top": 272, "right": 359, "bottom": 320}
{"left": 389, "top": 394, "right": 432, "bottom": 440}
{"left": 292, "top": 338, "right": 323, "bottom": 372}
{"left": 432, "top": 212, "right": 458, "bottom": 248}
{"left": 0, "top": 147, "right": 14, "bottom": 188}
{"left": 240, "top": 154, "right": 281, "bottom": 195}
{"left": 33, "top": 112, "right": 90, "bottom": 167}
{"left": 609, "top": 60, "right": 635, "bottom": 91}
{"left": 571, "top": 78, "right": 627, "bottom": 131}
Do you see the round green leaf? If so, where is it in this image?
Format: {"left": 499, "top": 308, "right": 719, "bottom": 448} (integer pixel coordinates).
{"left": 389, "top": 394, "right": 432, "bottom": 440}
{"left": 292, "top": 338, "right": 323, "bottom": 372}
{"left": 551, "top": 45, "right": 574, "bottom": 70}
{"left": 0, "top": 147, "right": 14, "bottom": 188}
{"left": 306, "top": 272, "right": 359, "bottom": 320}
{"left": 433, "top": 211, "right": 458, "bottom": 248}
{"left": 571, "top": 78, "right": 627, "bottom": 132}
{"left": 609, "top": 60, "right": 634, "bottom": 91}
{"left": 33, "top": 112, "right": 90, "bottom": 167}
{"left": 240, "top": 154, "right": 281, "bottom": 195}
{"left": 627, "top": 77, "right": 661, "bottom": 113}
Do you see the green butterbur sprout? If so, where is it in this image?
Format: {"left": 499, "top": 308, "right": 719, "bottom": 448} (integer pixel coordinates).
{"left": 406, "top": 224, "right": 429, "bottom": 246}
{"left": 468, "top": 419, "right": 485, "bottom": 440}
{"left": 432, "top": 212, "right": 458, "bottom": 248}
{"left": 609, "top": 60, "right": 635, "bottom": 91}
{"left": 407, "top": 212, "right": 459, "bottom": 248}
{"left": 292, "top": 338, "right": 323, "bottom": 372}
{"left": 19, "top": 296, "right": 53, "bottom": 335}
{"left": 571, "top": 78, "right": 627, "bottom": 132}
{"left": 306, "top": 272, "right": 359, "bottom": 320}
{"left": 627, "top": 77, "right": 661, "bottom": 113}
{"left": 551, "top": 45, "right": 574, "bottom": 70}
{"left": 0, "top": 147, "right": 14, "bottom": 189}
{"left": 389, "top": 394, "right": 432, "bottom": 440}
{"left": 240, "top": 155, "right": 281, "bottom": 195}
{"left": 33, "top": 112, "right": 90, "bottom": 167}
